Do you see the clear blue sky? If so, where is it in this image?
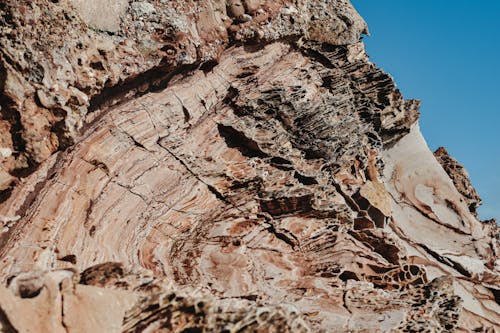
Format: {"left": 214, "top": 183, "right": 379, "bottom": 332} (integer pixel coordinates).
{"left": 350, "top": 1, "right": 500, "bottom": 220}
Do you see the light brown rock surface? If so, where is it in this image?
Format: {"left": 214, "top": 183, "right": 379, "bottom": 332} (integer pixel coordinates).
{"left": 0, "top": 1, "right": 498, "bottom": 332}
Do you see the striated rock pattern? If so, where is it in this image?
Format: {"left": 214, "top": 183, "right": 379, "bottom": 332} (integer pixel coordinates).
{"left": 0, "top": 0, "right": 366, "bottom": 192}
{"left": 0, "top": 0, "right": 498, "bottom": 332}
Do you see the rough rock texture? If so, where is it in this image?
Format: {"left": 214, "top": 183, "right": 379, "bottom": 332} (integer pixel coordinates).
{"left": 0, "top": 0, "right": 499, "bottom": 332}
{"left": 434, "top": 146, "right": 482, "bottom": 216}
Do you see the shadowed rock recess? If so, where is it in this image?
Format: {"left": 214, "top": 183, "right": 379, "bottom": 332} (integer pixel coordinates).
{"left": 0, "top": 0, "right": 498, "bottom": 332}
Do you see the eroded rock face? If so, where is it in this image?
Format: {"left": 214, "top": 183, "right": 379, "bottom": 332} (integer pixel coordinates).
{"left": 0, "top": 0, "right": 498, "bottom": 332}
{"left": 0, "top": 0, "right": 366, "bottom": 193}
{"left": 434, "top": 146, "right": 482, "bottom": 215}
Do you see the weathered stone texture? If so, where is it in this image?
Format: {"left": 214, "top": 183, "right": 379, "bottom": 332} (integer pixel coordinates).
{"left": 434, "top": 146, "right": 482, "bottom": 215}
{"left": 0, "top": 0, "right": 498, "bottom": 332}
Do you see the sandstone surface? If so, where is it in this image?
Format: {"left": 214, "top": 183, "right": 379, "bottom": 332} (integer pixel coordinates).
{"left": 0, "top": 0, "right": 498, "bottom": 332}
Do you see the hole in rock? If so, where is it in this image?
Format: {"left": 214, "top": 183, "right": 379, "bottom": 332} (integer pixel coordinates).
{"left": 59, "top": 254, "right": 77, "bottom": 264}
{"left": 200, "top": 60, "right": 218, "bottom": 73}
{"left": 270, "top": 157, "right": 291, "bottom": 165}
{"left": 90, "top": 61, "right": 105, "bottom": 71}
{"left": 339, "top": 271, "right": 359, "bottom": 282}
{"left": 217, "top": 124, "right": 267, "bottom": 158}
{"left": 294, "top": 171, "right": 318, "bottom": 185}
{"left": 18, "top": 284, "right": 43, "bottom": 299}
{"left": 181, "top": 328, "right": 202, "bottom": 333}
{"left": 488, "top": 288, "right": 500, "bottom": 306}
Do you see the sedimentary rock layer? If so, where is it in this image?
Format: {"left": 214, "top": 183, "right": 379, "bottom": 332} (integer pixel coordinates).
{"left": 0, "top": 0, "right": 498, "bottom": 332}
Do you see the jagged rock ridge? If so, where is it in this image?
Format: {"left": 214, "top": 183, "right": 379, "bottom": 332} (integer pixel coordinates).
{"left": 0, "top": 0, "right": 499, "bottom": 332}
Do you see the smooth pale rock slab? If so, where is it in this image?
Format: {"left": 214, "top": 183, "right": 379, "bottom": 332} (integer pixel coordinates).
{"left": 382, "top": 124, "right": 478, "bottom": 234}
{"left": 63, "top": 284, "right": 137, "bottom": 333}
{"left": 382, "top": 125, "right": 500, "bottom": 328}
{"left": 70, "top": 0, "right": 128, "bottom": 32}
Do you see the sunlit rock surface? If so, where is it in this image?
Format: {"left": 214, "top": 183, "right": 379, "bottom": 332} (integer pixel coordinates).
{"left": 0, "top": 0, "right": 498, "bottom": 332}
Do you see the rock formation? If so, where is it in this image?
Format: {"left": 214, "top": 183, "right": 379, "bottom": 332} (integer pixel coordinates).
{"left": 0, "top": 0, "right": 498, "bottom": 332}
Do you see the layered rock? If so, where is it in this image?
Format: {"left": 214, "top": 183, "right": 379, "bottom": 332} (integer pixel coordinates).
{"left": 0, "top": 0, "right": 498, "bottom": 332}
{"left": 0, "top": 0, "right": 366, "bottom": 193}
{"left": 434, "top": 146, "right": 482, "bottom": 215}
